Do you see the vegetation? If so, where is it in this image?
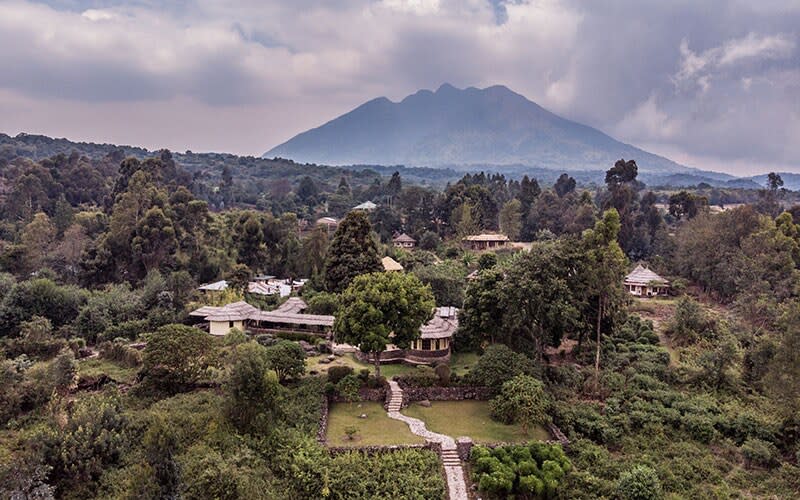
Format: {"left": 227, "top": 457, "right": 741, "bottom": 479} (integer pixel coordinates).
{"left": 470, "top": 443, "right": 572, "bottom": 498}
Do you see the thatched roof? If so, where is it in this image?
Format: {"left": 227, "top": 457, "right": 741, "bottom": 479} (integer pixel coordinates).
{"left": 463, "top": 233, "right": 509, "bottom": 242}
{"left": 624, "top": 264, "right": 669, "bottom": 286}
{"left": 393, "top": 233, "right": 416, "bottom": 243}
{"left": 198, "top": 280, "right": 228, "bottom": 291}
{"left": 420, "top": 316, "right": 458, "bottom": 340}
{"left": 190, "top": 301, "right": 261, "bottom": 322}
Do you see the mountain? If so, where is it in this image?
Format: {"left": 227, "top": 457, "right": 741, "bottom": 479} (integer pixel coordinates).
{"left": 264, "top": 83, "right": 718, "bottom": 177}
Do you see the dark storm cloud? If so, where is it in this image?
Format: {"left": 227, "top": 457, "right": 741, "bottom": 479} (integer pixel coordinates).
{"left": 0, "top": 0, "right": 798, "bottom": 173}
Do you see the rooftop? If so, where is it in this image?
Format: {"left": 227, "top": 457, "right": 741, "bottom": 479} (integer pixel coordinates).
{"left": 624, "top": 264, "right": 669, "bottom": 285}
{"left": 393, "top": 233, "right": 416, "bottom": 243}
{"left": 382, "top": 256, "right": 404, "bottom": 271}
{"left": 463, "top": 233, "right": 510, "bottom": 242}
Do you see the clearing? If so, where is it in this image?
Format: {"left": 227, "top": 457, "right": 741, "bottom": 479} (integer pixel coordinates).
{"left": 326, "top": 401, "right": 424, "bottom": 447}
{"left": 402, "top": 400, "right": 550, "bottom": 443}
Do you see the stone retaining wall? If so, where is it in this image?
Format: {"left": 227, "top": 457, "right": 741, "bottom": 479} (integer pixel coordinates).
{"left": 316, "top": 395, "right": 329, "bottom": 444}
{"left": 327, "top": 442, "right": 441, "bottom": 455}
{"left": 398, "top": 385, "right": 493, "bottom": 407}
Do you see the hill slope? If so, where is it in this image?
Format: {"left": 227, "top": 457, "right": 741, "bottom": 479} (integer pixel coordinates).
{"left": 265, "top": 84, "right": 719, "bottom": 177}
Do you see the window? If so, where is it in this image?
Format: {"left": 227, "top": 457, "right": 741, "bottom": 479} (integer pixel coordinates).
{"left": 422, "top": 339, "right": 431, "bottom": 350}
{"left": 435, "top": 340, "right": 440, "bottom": 350}
{"left": 229, "top": 321, "right": 234, "bottom": 328}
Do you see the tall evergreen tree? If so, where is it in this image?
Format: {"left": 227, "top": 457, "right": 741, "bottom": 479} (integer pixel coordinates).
{"left": 323, "top": 211, "right": 381, "bottom": 292}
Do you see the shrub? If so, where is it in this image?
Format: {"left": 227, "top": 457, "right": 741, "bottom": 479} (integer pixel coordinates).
{"left": 665, "top": 296, "right": 715, "bottom": 345}
{"left": 396, "top": 366, "right": 438, "bottom": 387}
{"left": 98, "top": 340, "right": 143, "bottom": 368}
{"left": 101, "top": 319, "right": 149, "bottom": 342}
{"left": 304, "top": 292, "right": 340, "bottom": 315}
{"left": 616, "top": 465, "right": 663, "bottom": 500}
{"left": 464, "top": 344, "right": 536, "bottom": 390}
{"left": 327, "top": 366, "right": 353, "bottom": 384}
{"left": 471, "top": 444, "right": 571, "bottom": 498}
{"left": 490, "top": 375, "right": 551, "bottom": 433}
{"left": 434, "top": 363, "right": 451, "bottom": 386}
{"left": 336, "top": 374, "right": 361, "bottom": 403}
{"left": 740, "top": 438, "right": 779, "bottom": 469}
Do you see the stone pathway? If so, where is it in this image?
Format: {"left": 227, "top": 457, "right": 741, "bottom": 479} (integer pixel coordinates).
{"left": 386, "top": 380, "right": 468, "bottom": 500}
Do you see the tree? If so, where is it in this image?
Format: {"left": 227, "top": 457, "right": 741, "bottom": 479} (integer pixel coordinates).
{"left": 582, "top": 209, "right": 628, "bottom": 390}
{"left": 668, "top": 191, "right": 707, "bottom": 220}
{"left": 20, "top": 212, "right": 56, "bottom": 272}
{"left": 499, "top": 199, "right": 522, "bottom": 240}
{"left": 225, "top": 342, "right": 281, "bottom": 432}
{"left": 264, "top": 340, "right": 306, "bottom": 383}
{"left": 297, "top": 176, "right": 319, "bottom": 203}
{"left": 616, "top": 465, "right": 663, "bottom": 500}
{"left": 605, "top": 159, "right": 638, "bottom": 188}
{"left": 323, "top": 211, "right": 382, "bottom": 293}
{"left": 464, "top": 344, "right": 536, "bottom": 390}
{"left": 238, "top": 213, "right": 266, "bottom": 269}
{"left": 334, "top": 272, "right": 434, "bottom": 376}
{"left": 554, "top": 173, "right": 576, "bottom": 197}
{"left": 131, "top": 207, "right": 177, "bottom": 274}
{"left": 336, "top": 374, "right": 362, "bottom": 404}
{"left": 490, "top": 375, "right": 550, "bottom": 434}
{"left": 459, "top": 268, "right": 507, "bottom": 350}
{"left": 141, "top": 324, "right": 215, "bottom": 392}
{"left": 767, "top": 302, "right": 800, "bottom": 420}
{"left": 767, "top": 172, "right": 784, "bottom": 191}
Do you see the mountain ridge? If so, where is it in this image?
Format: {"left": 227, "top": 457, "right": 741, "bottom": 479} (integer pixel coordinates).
{"left": 264, "top": 83, "right": 723, "bottom": 179}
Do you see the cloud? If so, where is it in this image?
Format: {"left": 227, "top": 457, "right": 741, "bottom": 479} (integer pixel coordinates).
{"left": 0, "top": 0, "right": 798, "bottom": 173}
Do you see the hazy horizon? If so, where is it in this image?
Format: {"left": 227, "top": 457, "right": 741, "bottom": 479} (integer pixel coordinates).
{"left": 1, "top": 1, "right": 799, "bottom": 176}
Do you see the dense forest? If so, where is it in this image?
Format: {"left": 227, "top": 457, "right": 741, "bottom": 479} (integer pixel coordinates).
{"left": 0, "top": 135, "right": 798, "bottom": 499}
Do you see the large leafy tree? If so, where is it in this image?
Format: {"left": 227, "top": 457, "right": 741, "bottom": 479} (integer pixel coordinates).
{"left": 334, "top": 271, "right": 434, "bottom": 376}
{"left": 141, "top": 324, "right": 215, "bottom": 393}
{"left": 323, "top": 211, "right": 382, "bottom": 293}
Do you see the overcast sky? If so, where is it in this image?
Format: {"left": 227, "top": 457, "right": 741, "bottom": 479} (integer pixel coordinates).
{"left": 1, "top": 0, "right": 798, "bottom": 175}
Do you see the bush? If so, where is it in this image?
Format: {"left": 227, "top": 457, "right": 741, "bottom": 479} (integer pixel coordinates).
{"left": 98, "top": 340, "right": 143, "bottom": 368}
{"left": 434, "top": 363, "right": 451, "bottom": 386}
{"left": 740, "top": 438, "right": 779, "bottom": 469}
{"left": 465, "top": 344, "right": 536, "bottom": 390}
{"left": 304, "top": 292, "right": 340, "bottom": 315}
{"left": 336, "top": 374, "right": 361, "bottom": 403}
{"left": 396, "top": 366, "right": 438, "bottom": 387}
{"left": 101, "top": 319, "right": 149, "bottom": 342}
{"left": 327, "top": 366, "right": 353, "bottom": 384}
{"left": 471, "top": 443, "right": 571, "bottom": 498}
{"left": 616, "top": 465, "right": 663, "bottom": 500}
{"left": 490, "top": 375, "right": 551, "bottom": 433}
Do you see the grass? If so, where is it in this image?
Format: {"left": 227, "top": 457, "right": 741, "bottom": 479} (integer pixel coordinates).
{"left": 403, "top": 400, "right": 550, "bottom": 443}
{"left": 450, "top": 351, "right": 479, "bottom": 376}
{"left": 326, "top": 402, "right": 424, "bottom": 447}
{"left": 306, "top": 353, "right": 419, "bottom": 379}
{"left": 77, "top": 358, "right": 139, "bottom": 384}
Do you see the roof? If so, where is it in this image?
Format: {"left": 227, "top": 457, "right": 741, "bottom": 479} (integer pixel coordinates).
{"left": 463, "top": 233, "right": 510, "bottom": 242}
{"left": 198, "top": 280, "right": 228, "bottom": 291}
{"left": 353, "top": 201, "right": 377, "bottom": 210}
{"left": 189, "top": 298, "right": 334, "bottom": 327}
{"left": 190, "top": 301, "right": 261, "bottom": 322}
{"left": 393, "top": 233, "right": 416, "bottom": 243}
{"left": 274, "top": 297, "right": 308, "bottom": 314}
{"left": 382, "top": 256, "right": 404, "bottom": 271}
{"left": 624, "top": 264, "right": 669, "bottom": 286}
{"left": 419, "top": 316, "right": 458, "bottom": 340}
{"left": 316, "top": 217, "right": 338, "bottom": 225}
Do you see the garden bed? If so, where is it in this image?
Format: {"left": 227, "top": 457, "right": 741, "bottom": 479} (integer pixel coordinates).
{"left": 402, "top": 400, "right": 550, "bottom": 443}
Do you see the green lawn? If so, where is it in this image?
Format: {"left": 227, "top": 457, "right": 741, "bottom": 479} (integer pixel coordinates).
{"left": 326, "top": 402, "right": 424, "bottom": 447}
{"left": 77, "top": 358, "right": 139, "bottom": 384}
{"left": 403, "top": 400, "right": 550, "bottom": 443}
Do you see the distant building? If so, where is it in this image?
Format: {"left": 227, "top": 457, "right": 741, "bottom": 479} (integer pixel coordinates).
{"left": 624, "top": 264, "right": 670, "bottom": 297}
{"left": 392, "top": 233, "right": 416, "bottom": 249}
{"left": 463, "top": 233, "right": 510, "bottom": 251}
{"left": 381, "top": 256, "right": 404, "bottom": 271}
{"left": 316, "top": 216, "right": 338, "bottom": 233}
{"left": 352, "top": 201, "right": 377, "bottom": 211}
{"left": 198, "top": 280, "right": 228, "bottom": 292}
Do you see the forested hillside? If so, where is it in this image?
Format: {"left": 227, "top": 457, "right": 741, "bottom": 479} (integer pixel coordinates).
{"left": 0, "top": 138, "right": 797, "bottom": 499}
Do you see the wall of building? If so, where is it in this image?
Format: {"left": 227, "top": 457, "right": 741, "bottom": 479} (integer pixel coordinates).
{"left": 209, "top": 319, "right": 243, "bottom": 336}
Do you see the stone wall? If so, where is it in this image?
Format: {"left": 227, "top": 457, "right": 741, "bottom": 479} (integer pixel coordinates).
{"left": 329, "top": 387, "right": 386, "bottom": 403}
{"left": 316, "top": 395, "right": 329, "bottom": 444}
{"left": 327, "top": 442, "right": 440, "bottom": 456}
{"left": 398, "top": 385, "right": 493, "bottom": 407}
